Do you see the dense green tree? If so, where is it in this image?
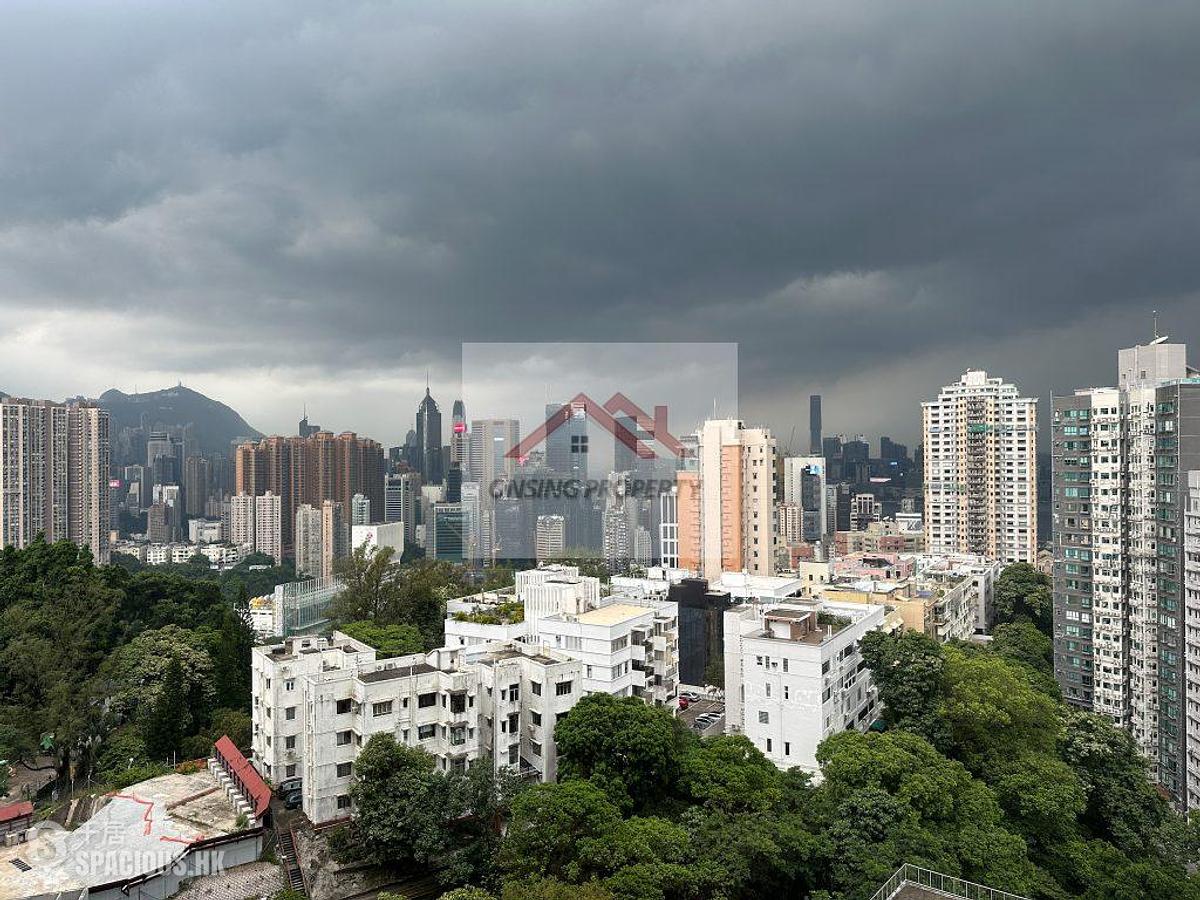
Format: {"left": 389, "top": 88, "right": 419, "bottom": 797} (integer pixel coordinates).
{"left": 143, "top": 655, "right": 187, "bottom": 760}
{"left": 554, "top": 694, "right": 692, "bottom": 812}
{"left": 676, "top": 735, "right": 781, "bottom": 814}
{"left": 438, "top": 888, "right": 496, "bottom": 900}
{"left": 939, "top": 645, "right": 1058, "bottom": 771}
{"left": 858, "top": 629, "right": 950, "bottom": 749}
{"left": 816, "top": 730, "right": 1036, "bottom": 895}
{"left": 333, "top": 544, "right": 404, "bottom": 622}
{"left": 209, "top": 707, "right": 253, "bottom": 749}
{"left": 499, "top": 780, "right": 622, "bottom": 883}
{"left": 993, "top": 562, "right": 1052, "bottom": 634}
{"left": 106, "top": 624, "right": 216, "bottom": 733}
{"left": 501, "top": 879, "right": 614, "bottom": 900}
{"left": 351, "top": 735, "right": 456, "bottom": 868}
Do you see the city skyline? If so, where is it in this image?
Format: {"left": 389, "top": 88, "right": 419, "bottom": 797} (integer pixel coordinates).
{"left": 2, "top": 2, "right": 1198, "bottom": 446}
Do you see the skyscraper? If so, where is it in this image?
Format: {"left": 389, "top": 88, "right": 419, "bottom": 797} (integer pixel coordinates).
{"left": 544, "top": 400, "right": 588, "bottom": 481}
{"left": 416, "top": 387, "right": 444, "bottom": 485}
{"left": 1051, "top": 337, "right": 1200, "bottom": 807}
{"left": 677, "top": 419, "right": 777, "bottom": 581}
{"left": 809, "top": 395, "right": 822, "bottom": 455}
{"left": 0, "top": 397, "right": 110, "bottom": 562}
{"left": 234, "top": 430, "right": 385, "bottom": 557}
{"left": 183, "top": 455, "right": 210, "bottom": 518}
{"left": 450, "top": 399, "right": 467, "bottom": 468}
{"left": 468, "top": 418, "right": 520, "bottom": 489}
{"left": 922, "top": 370, "right": 1037, "bottom": 564}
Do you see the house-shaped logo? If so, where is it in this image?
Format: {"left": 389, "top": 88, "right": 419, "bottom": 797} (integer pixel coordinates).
{"left": 506, "top": 392, "right": 690, "bottom": 462}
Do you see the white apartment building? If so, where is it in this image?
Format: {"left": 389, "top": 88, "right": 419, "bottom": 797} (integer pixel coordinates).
{"left": 255, "top": 492, "right": 283, "bottom": 565}
{"left": 230, "top": 493, "right": 256, "bottom": 551}
{"left": 449, "top": 566, "right": 681, "bottom": 705}
{"left": 251, "top": 632, "right": 581, "bottom": 823}
{"left": 922, "top": 370, "right": 1037, "bottom": 564}
{"left": 518, "top": 565, "right": 602, "bottom": 625}
{"left": 724, "top": 598, "right": 886, "bottom": 774}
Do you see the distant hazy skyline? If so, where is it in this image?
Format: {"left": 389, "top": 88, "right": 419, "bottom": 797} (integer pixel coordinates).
{"left": 2, "top": 1, "right": 1198, "bottom": 447}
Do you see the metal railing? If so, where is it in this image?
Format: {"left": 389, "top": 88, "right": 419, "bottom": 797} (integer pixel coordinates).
{"left": 869, "top": 864, "right": 1031, "bottom": 900}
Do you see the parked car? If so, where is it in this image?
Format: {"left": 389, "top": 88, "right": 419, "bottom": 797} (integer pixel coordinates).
{"left": 277, "top": 777, "right": 303, "bottom": 796}
{"left": 677, "top": 696, "right": 690, "bottom": 710}
{"left": 283, "top": 790, "right": 303, "bottom": 810}
{"left": 679, "top": 691, "right": 702, "bottom": 703}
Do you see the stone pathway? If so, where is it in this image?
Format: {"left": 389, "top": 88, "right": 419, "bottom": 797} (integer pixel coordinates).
{"left": 175, "top": 860, "right": 285, "bottom": 900}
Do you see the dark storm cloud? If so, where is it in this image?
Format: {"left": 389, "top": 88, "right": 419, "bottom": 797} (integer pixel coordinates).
{"left": 1, "top": 0, "right": 1198, "bottom": 444}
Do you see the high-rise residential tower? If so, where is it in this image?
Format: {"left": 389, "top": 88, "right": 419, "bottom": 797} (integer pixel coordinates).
{"left": 0, "top": 398, "right": 110, "bottom": 563}
{"left": 922, "top": 370, "right": 1038, "bottom": 565}
{"left": 235, "top": 430, "right": 384, "bottom": 557}
{"left": 450, "top": 399, "right": 467, "bottom": 469}
{"left": 677, "top": 419, "right": 777, "bottom": 581}
{"left": 1051, "top": 337, "right": 1200, "bottom": 808}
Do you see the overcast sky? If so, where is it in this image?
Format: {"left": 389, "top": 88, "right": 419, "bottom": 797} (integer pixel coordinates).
{"left": 2, "top": 1, "right": 1198, "bottom": 448}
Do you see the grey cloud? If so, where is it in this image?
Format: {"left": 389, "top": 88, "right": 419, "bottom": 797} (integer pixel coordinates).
{"left": 1, "top": 0, "right": 1199, "bottom": 445}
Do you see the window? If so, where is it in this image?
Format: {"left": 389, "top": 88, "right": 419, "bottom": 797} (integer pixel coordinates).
{"left": 531, "top": 741, "right": 542, "bottom": 757}
{"left": 285, "top": 736, "right": 296, "bottom": 750}
{"left": 418, "top": 724, "right": 436, "bottom": 740}
{"left": 509, "top": 744, "right": 519, "bottom": 765}
{"left": 766, "top": 738, "right": 773, "bottom": 753}
{"left": 556, "top": 681, "right": 573, "bottom": 696}
{"left": 758, "top": 711, "right": 769, "bottom": 724}
{"left": 531, "top": 711, "right": 542, "bottom": 726}
{"left": 336, "top": 762, "right": 352, "bottom": 778}
{"left": 286, "top": 764, "right": 297, "bottom": 777}
{"left": 372, "top": 701, "right": 393, "bottom": 717}
{"left": 418, "top": 692, "right": 437, "bottom": 708}
{"left": 336, "top": 730, "right": 352, "bottom": 746}
{"left": 783, "top": 742, "right": 790, "bottom": 756}
{"left": 337, "top": 795, "right": 352, "bottom": 810}
{"left": 284, "top": 679, "right": 295, "bottom": 691}
{"left": 336, "top": 698, "right": 352, "bottom": 714}
{"left": 531, "top": 681, "right": 543, "bottom": 696}
{"left": 285, "top": 706, "right": 296, "bottom": 721}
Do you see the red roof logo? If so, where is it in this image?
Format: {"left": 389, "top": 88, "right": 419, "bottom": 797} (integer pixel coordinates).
{"left": 507, "top": 392, "right": 689, "bottom": 461}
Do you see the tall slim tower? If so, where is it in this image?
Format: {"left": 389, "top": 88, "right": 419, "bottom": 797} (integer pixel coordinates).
{"left": 416, "top": 387, "right": 443, "bottom": 486}
{"left": 809, "top": 395, "right": 822, "bottom": 455}
{"left": 921, "top": 371, "right": 1037, "bottom": 565}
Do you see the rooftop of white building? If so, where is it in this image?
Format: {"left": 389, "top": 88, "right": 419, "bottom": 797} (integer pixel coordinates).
{"left": 572, "top": 602, "right": 652, "bottom": 626}
{"left": 0, "top": 769, "right": 247, "bottom": 900}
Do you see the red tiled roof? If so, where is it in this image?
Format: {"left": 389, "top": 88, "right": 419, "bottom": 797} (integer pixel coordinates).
{"left": 214, "top": 735, "right": 272, "bottom": 818}
{"left": 0, "top": 800, "right": 34, "bottom": 823}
